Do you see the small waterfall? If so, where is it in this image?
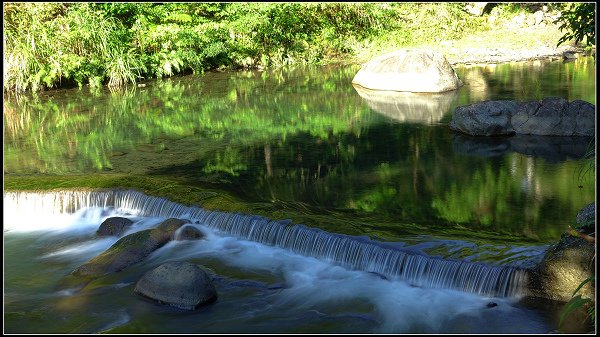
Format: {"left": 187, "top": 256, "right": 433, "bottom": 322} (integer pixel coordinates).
{"left": 4, "top": 189, "right": 529, "bottom": 297}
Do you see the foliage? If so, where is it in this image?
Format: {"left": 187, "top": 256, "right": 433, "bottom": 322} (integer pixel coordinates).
{"left": 555, "top": 3, "right": 596, "bottom": 46}
{"left": 575, "top": 136, "right": 596, "bottom": 191}
{"left": 3, "top": 3, "right": 144, "bottom": 91}
{"left": 4, "top": 2, "right": 494, "bottom": 92}
{"left": 559, "top": 275, "right": 595, "bottom": 331}
{"left": 561, "top": 132, "right": 596, "bottom": 332}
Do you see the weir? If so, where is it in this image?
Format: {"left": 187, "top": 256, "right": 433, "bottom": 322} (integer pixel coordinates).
{"left": 4, "top": 189, "right": 529, "bottom": 298}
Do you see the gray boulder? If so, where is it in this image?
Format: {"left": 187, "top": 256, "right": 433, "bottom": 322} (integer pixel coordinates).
{"left": 352, "top": 49, "right": 463, "bottom": 93}
{"left": 97, "top": 217, "right": 134, "bottom": 237}
{"left": 449, "top": 100, "right": 520, "bottom": 136}
{"left": 450, "top": 98, "right": 595, "bottom": 136}
{"left": 134, "top": 261, "right": 217, "bottom": 310}
{"left": 512, "top": 98, "right": 595, "bottom": 136}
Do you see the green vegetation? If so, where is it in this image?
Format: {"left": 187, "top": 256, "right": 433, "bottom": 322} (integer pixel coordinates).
{"left": 561, "top": 277, "right": 595, "bottom": 330}
{"left": 3, "top": 2, "right": 578, "bottom": 93}
{"left": 2, "top": 2, "right": 399, "bottom": 91}
{"left": 559, "top": 254, "right": 595, "bottom": 332}
{"left": 555, "top": 2, "right": 596, "bottom": 47}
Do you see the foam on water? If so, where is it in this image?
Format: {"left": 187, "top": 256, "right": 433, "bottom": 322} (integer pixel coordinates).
{"left": 148, "top": 225, "right": 547, "bottom": 333}
{"left": 4, "top": 190, "right": 530, "bottom": 298}
{"left": 39, "top": 237, "right": 118, "bottom": 261}
{"left": 3, "top": 193, "right": 554, "bottom": 333}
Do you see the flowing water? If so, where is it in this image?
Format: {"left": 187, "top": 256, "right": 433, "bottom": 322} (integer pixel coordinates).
{"left": 3, "top": 57, "right": 596, "bottom": 333}
{"left": 1, "top": 190, "right": 559, "bottom": 334}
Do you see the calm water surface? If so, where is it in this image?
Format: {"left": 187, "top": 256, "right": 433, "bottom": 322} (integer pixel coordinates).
{"left": 3, "top": 57, "right": 596, "bottom": 333}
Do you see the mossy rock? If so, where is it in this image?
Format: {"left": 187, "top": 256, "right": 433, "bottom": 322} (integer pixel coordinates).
{"left": 71, "top": 218, "right": 189, "bottom": 279}
{"left": 157, "top": 218, "right": 189, "bottom": 236}
{"left": 72, "top": 229, "right": 158, "bottom": 277}
{"left": 97, "top": 217, "right": 134, "bottom": 237}
{"left": 134, "top": 261, "right": 217, "bottom": 310}
{"left": 575, "top": 202, "right": 595, "bottom": 233}
{"left": 527, "top": 235, "right": 595, "bottom": 302}
{"left": 175, "top": 225, "right": 206, "bottom": 241}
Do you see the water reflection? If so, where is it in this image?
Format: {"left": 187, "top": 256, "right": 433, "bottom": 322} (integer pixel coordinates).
{"left": 353, "top": 84, "right": 459, "bottom": 124}
{"left": 452, "top": 134, "right": 593, "bottom": 163}
{"left": 3, "top": 58, "right": 596, "bottom": 242}
{"left": 454, "top": 57, "right": 596, "bottom": 104}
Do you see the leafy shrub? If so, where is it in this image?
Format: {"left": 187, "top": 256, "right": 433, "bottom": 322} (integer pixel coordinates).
{"left": 555, "top": 3, "right": 595, "bottom": 46}
{"left": 1, "top": 2, "right": 532, "bottom": 92}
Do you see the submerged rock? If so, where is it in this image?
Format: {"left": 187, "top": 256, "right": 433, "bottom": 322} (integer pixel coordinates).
{"left": 72, "top": 218, "right": 189, "bottom": 278}
{"left": 175, "top": 225, "right": 206, "bottom": 241}
{"left": 97, "top": 217, "right": 134, "bottom": 237}
{"left": 352, "top": 49, "right": 463, "bottom": 93}
{"left": 134, "top": 261, "right": 217, "bottom": 310}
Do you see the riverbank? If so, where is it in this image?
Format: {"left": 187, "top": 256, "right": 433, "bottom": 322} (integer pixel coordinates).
{"left": 349, "top": 13, "right": 594, "bottom": 67}
{"left": 4, "top": 3, "right": 595, "bottom": 93}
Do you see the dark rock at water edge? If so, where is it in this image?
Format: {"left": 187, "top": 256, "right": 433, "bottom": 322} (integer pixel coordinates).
{"left": 134, "top": 261, "right": 217, "bottom": 310}
{"left": 512, "top": 98, "right": 595, "bottom": 136}
{"left": 450, "top": 98, "right": 595, "bottom": 137}
{"left": 97, "top": 216, "right": 134, "bottom": 237}
{"left": 449, "top": 100, "right": 520, "bottom": 136}
{"left": 527, "top": 235, "right": 595, "bottom": 302}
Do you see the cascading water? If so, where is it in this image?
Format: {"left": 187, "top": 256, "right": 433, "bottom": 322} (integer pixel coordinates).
{"left": 4, "top": 189, "right": 529, "bottom": 298}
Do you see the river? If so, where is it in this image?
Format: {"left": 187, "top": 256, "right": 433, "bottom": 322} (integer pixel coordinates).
{"left": 3, "top": 57, "right": 595, "bottom": 333}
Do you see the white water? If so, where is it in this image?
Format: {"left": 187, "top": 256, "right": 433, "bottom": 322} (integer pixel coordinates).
{"left": 3, "top": 190, "right": 554, "bottom": 333}
{"left": 4, "top": 189, "right": 529, "bottom": 297}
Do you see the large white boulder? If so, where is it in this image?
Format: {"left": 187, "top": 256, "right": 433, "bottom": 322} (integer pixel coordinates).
{"left": 352, "top": 49, "right": 463, "bottom": 93}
